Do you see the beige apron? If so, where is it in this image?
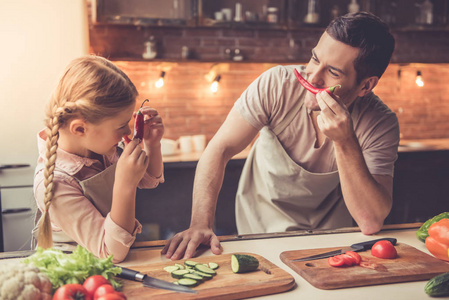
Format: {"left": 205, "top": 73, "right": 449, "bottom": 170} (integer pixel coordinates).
{"left": 235, "top": 94, "right": 352, "bottom": 234}
{"left": 32, "top": 164, "right": 117, "bottom": 249}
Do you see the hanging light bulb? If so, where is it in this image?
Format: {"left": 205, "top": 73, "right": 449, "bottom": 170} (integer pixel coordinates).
{"left": 155, "top": 71, "right": 166, "bottom": 88}
{"left": 415, "top": 70, "right": 424, "bottom": 87}
{"left": 210, "top": 75, "right": 221, "bottom": 93}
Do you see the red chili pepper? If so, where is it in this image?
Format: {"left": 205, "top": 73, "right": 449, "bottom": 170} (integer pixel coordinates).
{"left": 133, "top": 99, "right": 149, "bottom": 142}
{"left": 294, "top": 68, "right": 341, "bottom": 94}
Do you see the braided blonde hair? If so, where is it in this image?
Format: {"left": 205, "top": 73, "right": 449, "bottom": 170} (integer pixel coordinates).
{"left": 37, "top": 55, "right": 138, "bottom": 248}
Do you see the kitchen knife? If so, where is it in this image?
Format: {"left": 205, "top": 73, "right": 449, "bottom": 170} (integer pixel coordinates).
{"left": 118, "top": 266, "right": 197, "bottom": 294}
{"left": 292, "top": 237, "right": 397, "bottom": 262}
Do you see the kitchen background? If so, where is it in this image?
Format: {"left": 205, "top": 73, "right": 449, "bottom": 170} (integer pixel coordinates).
{"left": 1, "top": 0, "right": 449, "bottom": 251}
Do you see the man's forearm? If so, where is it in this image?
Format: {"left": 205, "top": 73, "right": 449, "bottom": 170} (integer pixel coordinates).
{"left": 334, "top": 136, "right": 392, "bottom": 234}
{"left": 190, "top": 147, "right": 229, "bottom": 229}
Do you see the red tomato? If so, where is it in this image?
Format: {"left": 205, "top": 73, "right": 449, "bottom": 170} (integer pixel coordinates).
{"left": 328, "top": 255, "right": 345, "bottom": 267}
{"left": 371, "top": 240, "right": 397, "bottom": 259}
{"left": 53, "top": 284, "right": 92, "bottom": 300}
{"left": 94, "top": 284, "right": 117, "bottom": 300}
{"left": 83, "top": 275, "right": 111, "bottom": 297}
{"left": 96, "top": 293, "right": 126, "bottom": 300}
{"left": 345, "top": 251, "right": 362, "bottom": 265}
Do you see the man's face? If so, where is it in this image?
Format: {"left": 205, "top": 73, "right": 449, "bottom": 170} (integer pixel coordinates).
{"left": 304, "top": 32, "right": 363, "bottom": 111}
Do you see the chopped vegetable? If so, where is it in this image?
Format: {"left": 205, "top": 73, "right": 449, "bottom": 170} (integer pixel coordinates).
{"left": 171, "top": 270, "right": 191, "bottom": 279}
{"left": 0, "top": 263, "right": 52, "bottom": 300}
{"left": 194, "top": 264, "right": 216, "bottom": 275}
{"left": 177, "top": 278, "right": 198, "bottom": 287}
{"left": 184, "top": 260, "right": 199, "bottom": 268}
{"left": 23, "top": 246, "right": 122, "bottom": 292}
{"left": 208, "top": 262, "right": 219, "bottom": 270}
{"left": 328, "top": 252, "right": 362, "bottom": 267}
{"left": 425, "top": 219, "right": 449, "bottom": 261}
{"left": 231, "top": 254, "right": 259, "bottom": 273}
{"left": 163, "top": 266, "right": 179, "bottom": 273}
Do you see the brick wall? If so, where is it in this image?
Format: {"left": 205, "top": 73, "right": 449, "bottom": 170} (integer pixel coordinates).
{"left": 116, "top": 61, "right": 449, "bottom": 141}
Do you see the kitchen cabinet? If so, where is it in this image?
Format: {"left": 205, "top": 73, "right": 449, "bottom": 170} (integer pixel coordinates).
{"left": 134, "top": 158, "right": 245, "bottom": 241}
{"left": 387, "top": 149, "right": 449, "bottom": 224}
{"left": 93, "top": 0, "right": 449, "bottom": 30}
{"left": 135, "top": 148, "right": 449, "bottom": 241}
{"left": 89, "top": 0, "right": 449, "bottom": 63}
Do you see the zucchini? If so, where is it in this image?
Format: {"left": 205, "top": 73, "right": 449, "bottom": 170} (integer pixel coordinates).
{"left": 194, "top": 264, "right": 216, "bottom": 275}
{"left": 163, "top": 265, "right": 179, "bottom": 273}
{"left": 194, "top": 271, "right": 213, "bottom": 279}
{"left": 425, "top": 272, "right": 449, "bottom": 296}
{"left": 177, "top": 278, "right": 198, "bottom": 287}
{"left": 184, "top": 260, "right": 199, "bottom": 267}
{"left": 208, "top": 262, "right": 219, "bottom": 270}
{"left": 175, "top": 263, "right": 185, "bottom": 270}
{"left": 171, "top": 269, "right": 191, "bottom": 279}
{"left": 231, "top": 254, "right": 259, "bottom": 273}
{"left": 183, "top": 273, "right": 203, "bottom": 281}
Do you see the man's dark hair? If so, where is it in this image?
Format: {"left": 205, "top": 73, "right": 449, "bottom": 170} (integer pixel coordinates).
{"left": 326, "top": 12, "right": 395, "bottom": 84}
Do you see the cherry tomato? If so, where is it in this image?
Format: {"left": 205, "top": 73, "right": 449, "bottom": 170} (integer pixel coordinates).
{"left": 53, "top": 283, "right": 92, "bottom": 300}
{"left": 94, "top": 284, "right": 116, "bottom": 300}
{"left": 83, "top": 275, "right": 111, "bottom": 297}
{"left": 371, "top": 240, "right": 397, "bottom": 259}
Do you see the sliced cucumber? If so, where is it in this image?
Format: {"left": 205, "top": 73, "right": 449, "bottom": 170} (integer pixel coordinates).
{"left": 231, "top": 254, "right": 259, "bottom": 273}
{"left": 184, "top": 273, "right": 203, "bottom": 281}
{"left": 184, "top": 260, "right": 199, "bottom": 267}
{"left": 177, "top": 278, "right": 198, "bottom": 287}
{"left": 171, "top": 269, "right": 191, "bottom": 279}
{"left": 208, "top": 262, "right": 219, "bottom": 270}
{"left": 194, "top": 271, "right": 213, "bottom": 280}
{"left": 163, "top": 265, "right": 179, "bottom": 273}
{"left": 175, "top": 263, "right": 185, "bottom": 270}
{"left": 194, "top": 264, "right": 216, "bottom": 275}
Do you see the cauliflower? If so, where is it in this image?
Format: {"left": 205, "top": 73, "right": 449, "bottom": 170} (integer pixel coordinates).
{"left": 0, "top": 263, "right": 52, "bottom": 300}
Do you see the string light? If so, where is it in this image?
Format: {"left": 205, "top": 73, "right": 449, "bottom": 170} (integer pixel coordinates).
{"left": 415, "top": 70, "right": 424, "bottom": 87}
{"left": 155, "top": 71, "right": 166, "bottom": 88}
{"left": 210, "top": 75, "right": 221, "bottom": 93}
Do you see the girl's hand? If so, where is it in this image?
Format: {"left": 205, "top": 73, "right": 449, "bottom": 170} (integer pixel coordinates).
{"left": 116, "top": 139, "right": 149, "bottom": 187}
{"left": 138, "top": 107, "right": 164, "bottom": 149}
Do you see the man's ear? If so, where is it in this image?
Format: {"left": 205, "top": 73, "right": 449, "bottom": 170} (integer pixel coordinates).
{"left": 357, "top": 76, "right": 379, "bottom": 97}
{"left": 69, "top": 119, "right": 86, "bottom": 136}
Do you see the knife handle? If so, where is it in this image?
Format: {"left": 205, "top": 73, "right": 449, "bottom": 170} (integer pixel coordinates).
{"left": 351, "top": 238, "right": 397, "bottom": 250}
{"left": 118, "top": 267, "right": 145, "bottom": 282}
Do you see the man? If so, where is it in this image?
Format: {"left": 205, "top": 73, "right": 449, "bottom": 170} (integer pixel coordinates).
{"left": 162, "top": 12, "right": 399, "bottom": 260}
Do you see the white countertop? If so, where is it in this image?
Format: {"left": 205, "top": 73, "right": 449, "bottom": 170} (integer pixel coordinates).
{"left": 0, "top": 225, "right": 438, "bottom": 299}
{"left": 122, "top": 225, "right": 434, "bottom": 300}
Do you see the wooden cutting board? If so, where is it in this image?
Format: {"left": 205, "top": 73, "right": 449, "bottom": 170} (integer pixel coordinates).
{"left": 280, "top": 243, "right": 449, "bottom": 290}
{"left": 121, "top": 252, "right": 295, "bottom": 299}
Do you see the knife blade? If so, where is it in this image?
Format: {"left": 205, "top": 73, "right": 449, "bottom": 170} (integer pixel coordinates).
{"left": 118, "top": 266, "right": 197, "bottom": 294}
{"left": 292, "top": 237, "right": 397, "bottom": 262}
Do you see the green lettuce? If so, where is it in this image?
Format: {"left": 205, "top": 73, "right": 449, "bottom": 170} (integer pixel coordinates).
{"left": 23, "top": 245, "right": 122, "bottom": 292}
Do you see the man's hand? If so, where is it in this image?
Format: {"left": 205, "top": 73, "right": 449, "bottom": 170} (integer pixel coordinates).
{"left": 161, "top": 226, "right": 222, "bottom": 260}
{"left": 315, "top": 91, "right": 355, "bottom": 144}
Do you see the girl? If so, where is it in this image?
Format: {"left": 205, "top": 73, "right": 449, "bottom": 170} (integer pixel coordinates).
{"left": 33, "top": 55, "right": 164, "bottom": 263}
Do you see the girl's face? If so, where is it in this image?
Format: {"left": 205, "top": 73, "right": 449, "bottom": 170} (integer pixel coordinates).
{"left": 84, "top": 102, "right": 135, "bottom": 157}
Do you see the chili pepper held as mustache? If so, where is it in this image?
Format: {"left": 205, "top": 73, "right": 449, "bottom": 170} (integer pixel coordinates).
{"left": 294, "top": 68, "right": 341, "bottom": 94}
{"left": 123, "top": 99, "right": 149, "bottom": 144}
